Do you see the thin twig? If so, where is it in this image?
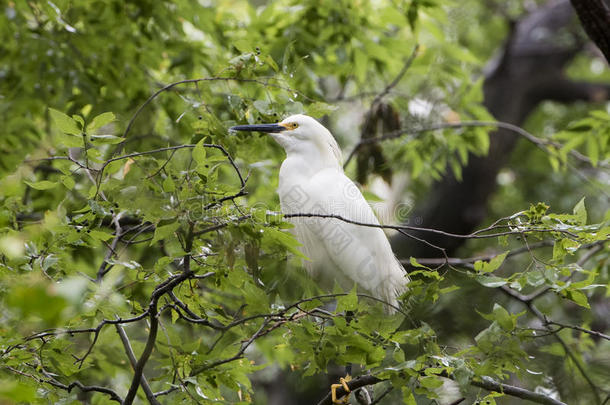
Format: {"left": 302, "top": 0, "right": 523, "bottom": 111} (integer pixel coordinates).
{"left": 343, "top": 120, "right": 602, "bottom": 168}
{"left": 499, "top": 287, "right": 603, "bottom": 403}
{"left": 369, "top": 44, "right": 420, "bottom": 109}
{"left": 283, "top": 212, "right": 582, "bottom": 240}
{"left": 116, "top": 76, "right": 317, "bottom": 153}
{"left": 5, "top": 366, "right": 123, "bottom": 403}
{"left": 546, "top": 320, "right": 610, "bottom": 341}
{"left": 408, "top": 240, "right": 554, "bottom": 267}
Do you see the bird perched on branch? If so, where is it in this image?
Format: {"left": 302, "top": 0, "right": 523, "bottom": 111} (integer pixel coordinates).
{"left": 231, "top": 114, "right": 408, "bottom": 312}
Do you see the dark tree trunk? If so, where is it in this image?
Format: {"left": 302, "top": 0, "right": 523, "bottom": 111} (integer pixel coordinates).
{"left": 391, "top": 0, "right": 610, "bottom": 259}
{"left": 570, "top": 0, "right": 610, "bottom": 63}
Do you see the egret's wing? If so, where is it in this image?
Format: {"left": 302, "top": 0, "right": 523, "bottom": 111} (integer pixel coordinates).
{"left": 295, "top": 168, "right": 408, "bottom": 309}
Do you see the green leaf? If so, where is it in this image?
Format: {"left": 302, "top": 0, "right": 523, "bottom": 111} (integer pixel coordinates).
{"left": 353, "top": 48, "right": 367, "bottom": 83}
{"left": 553, "top": 238, "right": 581, "bottom": 261}
{"left": 0, "top": 380, "right": 37, "bottom": 402}
{"left": 24, "top": 180, "right": 58, "bottom": 190}
{"left": 265, "top": 55, "right": 279, "bottom": 72}
{"left": 402, "top": 388, "right": 416, "bottom": 405}
{"left": 233, "top": 39, "right": 252, "bottom": 53}
{"left": 61, "top": 175, "right": 75, "bottom": 190}
{"left": 73, "top": 114, "right": 85, "bottom": 127}
{"left": 589, "top": 110, "right": 610, "bottom": 120}
{"left": 49, "top": 108, "right": 81, "bottom": 135}
{"left": 573, "top": 197, "right": 587, "bottom": 225}
{"left": 474, "top": 251, "right": 508, "bottom": 273}
{"left": 586, "top": 137, "right": 599, "bottom": 166}
{"left": 540, "top": 342, "right": 565, "bottom": 356}
{"left": 419, "top": 375, "right": 443, "bottom": 389}
{"left": 475, "top": 275, "right": 507, "bottom": 288}
{"left": 163, "top": 175, "right": 176, "bottom": 192}
{"left": 253, "top": 100, "right": 272, "bottom": 114}
{"left": 89, "top": 230, "right": 114, "bottom": 241}
{"left": 453, "top": 363, "right": 473, "bottom": 390}
{"left": 336, "top": 286, "right": 358, "bottom": 312}
{"left": 264, "top": 227, "right": 309, "bottom": 260}
{"left": 305, "top": 102, "right": 338, "bottom": 117}
{"left": 87, "top": 112, "right": 116, "bottom": 132}
{"left": 564, "top": 289, "right": 590, "bottom": 308}
{"left": 193, "top": 139, "right": 207, "bottom": 165}
{"left": 409, "top": 257, "right": 430, "bottom": 269}
{"left": 492, "top": 303, "right": 514, "bottom": 331}
{"left": 150, "top": 222, "right": 180, "bottom": 246}
{"left": 56, "top": 131, "right": 84, "bottom": 147}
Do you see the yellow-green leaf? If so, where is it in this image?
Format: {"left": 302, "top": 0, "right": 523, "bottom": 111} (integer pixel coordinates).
{"left": 150, "top": 222, "right": 180, "bottom": 246}
{"left": 474, "top": 251, "right": 508, "bottom": 273}
{"left": 49, "top": 108, "right": 81, "bottom": 135}
{"left": 87, "top": 112, "right": 116, "bottom": 132}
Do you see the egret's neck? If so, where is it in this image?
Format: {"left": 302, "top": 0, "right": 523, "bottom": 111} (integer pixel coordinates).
{"left": 283, "top": 141, "right": 341, "bottom": 174}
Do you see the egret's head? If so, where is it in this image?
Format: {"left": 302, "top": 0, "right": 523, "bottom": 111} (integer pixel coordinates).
{"left": 230, "top": 114, "right": 342, "bottom": 165}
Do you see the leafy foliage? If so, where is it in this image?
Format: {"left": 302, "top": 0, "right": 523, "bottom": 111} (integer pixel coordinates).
{"left": 1, "top": 1, "right": 608, "bottom": 405}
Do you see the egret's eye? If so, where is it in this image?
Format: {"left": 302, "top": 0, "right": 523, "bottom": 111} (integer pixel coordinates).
{"left": 286, "top": 122, "right": 299, "bottom": 130}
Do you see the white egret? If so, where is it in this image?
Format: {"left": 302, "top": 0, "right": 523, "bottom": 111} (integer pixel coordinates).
{"left": 231, "top": 114, "right": 409, "bottom": 404}
{"left": 231, "top": 114, "right": 408, "bottom": 311}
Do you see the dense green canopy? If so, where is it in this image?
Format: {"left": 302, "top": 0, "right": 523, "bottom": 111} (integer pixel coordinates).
{"left": 0, "top": 1, "right": 608, "bottom": 404}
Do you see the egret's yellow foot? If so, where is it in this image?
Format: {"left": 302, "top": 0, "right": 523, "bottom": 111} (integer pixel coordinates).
{"left": 331, "top": 375, "right": 352, "bottom": 404}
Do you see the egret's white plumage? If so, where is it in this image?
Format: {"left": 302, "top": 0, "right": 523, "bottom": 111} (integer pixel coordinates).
{"left": 232, "top": 114, "right": 408, "bottom": 312}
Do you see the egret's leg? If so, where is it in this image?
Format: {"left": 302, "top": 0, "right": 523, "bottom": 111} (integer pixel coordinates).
{"left": 330, "top": 310, "right": 355, "bottom": 403}
{"left": 330, "top": 374, "right": 352, "bottom": 404}
{"left": 329, "top": 307, "right": 358, "bottom": 404}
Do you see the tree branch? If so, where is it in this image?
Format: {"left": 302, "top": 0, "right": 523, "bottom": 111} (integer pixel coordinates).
{"left": 283, "top": 212, "right": 582, "bottom": 241}
{"left": 5, "top": 366, "right": 123, "bottom": 403}
{"left": 115, "top": 323, "right": 161, "bottom": 405}
{"left": 499, "top": 286, "right": 603, "bottom": 403}
{"left": 123, "top": 225, "right": 195, "bottom": 405}
{"left": 344, "top": 120, "right": 599, "bottom": 168}
{"left": 470, "top": 376, "right": 566, "bottom": 405}
{"left": 316, "top": 373, "right": 568, "bottom": 405}
{"left": 570, "top": 0, "right": 610, "bottom": 62}
{"left": 546, "top": 320, "right": 610, "bottom": 341}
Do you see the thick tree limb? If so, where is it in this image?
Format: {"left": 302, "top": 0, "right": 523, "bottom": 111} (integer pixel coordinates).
{"left": 570, "top": 0, "right": 610, "bottom": 62}
{"left": 391, "top": 0, "right": 609, "bottom": 258}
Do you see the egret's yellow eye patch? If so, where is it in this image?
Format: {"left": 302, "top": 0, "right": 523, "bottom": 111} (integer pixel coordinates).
{"left": 279, "top": 122, "right": 299, "bottom": 130}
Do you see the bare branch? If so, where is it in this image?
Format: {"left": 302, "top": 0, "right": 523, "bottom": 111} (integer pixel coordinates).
{"left": 343, "top": 120, "right": 603, "bottom": 168}
{"left": 316, "top": 372, "right": 567, "bottom": 405}
{"left": 546, "top": 320, "right": 610, "bottom": 341}
{"left": 189, "top": 318, "right": 272, "bottom": 377}
{"left": 369, "top": 44, "right": 419, "bottom": 109}
{"left": 114, "top": 76, "right": 317, "bottom": 155}
{"left": 469, "top": 376, "right": 567, "bottom": 405}
{"left": 283, "top": 212, "right": 584, "bottom": 241}
{"left": 5, "top": 366, "right": 123, "bottom": 403}
{"left": 123, "top": 225, "right": 195, "bottom": 405}
{"left": 407, "top": 240, "right": 554, "bottom": 267}
{"left": 499, "top": 286, "right": 604, "bottom": 403}
{"left": 115, "top": 323, "right": 161, "bottom": 405}
{"left": 96, "top": 213, "right": 123, "bottom": 281}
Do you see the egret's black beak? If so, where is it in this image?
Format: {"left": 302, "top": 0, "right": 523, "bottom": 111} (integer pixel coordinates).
{"left": 229, "top": 123, "right": 285, "bottom": 133}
